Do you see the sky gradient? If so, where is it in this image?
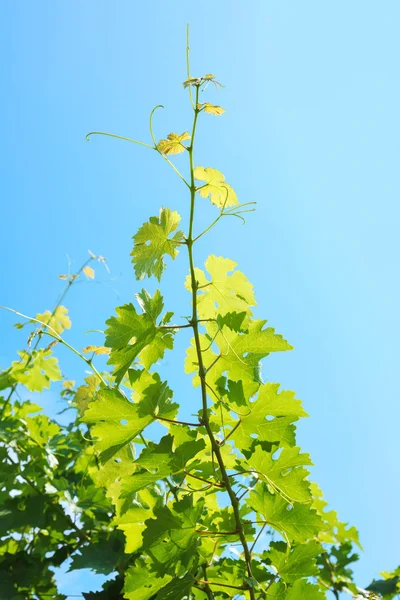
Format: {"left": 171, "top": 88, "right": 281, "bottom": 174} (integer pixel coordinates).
{"left": 1, "top": 1, "right": 399, "bottom": 596}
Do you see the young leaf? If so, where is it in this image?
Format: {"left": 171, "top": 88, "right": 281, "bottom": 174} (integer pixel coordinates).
{"left": 83, "top": 266, "right": 95, "bottom": 279}
{"left": 197, "top": 102, "right": 225, "bottom": 115}
{"left": 157, "top": 132, "right": 190, "bottom": 155}
{"left": 82, "top": 345, "right": 110, "bottom": 355}
{"left": 186, "top": 255, "right": 255, "bottom": 319}
{"left": 186, "top": 319, "right": 292, "bottom": 397}
{"left": 124, "top": 563, "right": 172, "bottom": 600}
{"left": 11, "top": 350, "right": 62, "bottom": 392}
{"left": 15, "top": 305, "right": 71, "bottom": 335}
{"left": 83, "top": 373, "right": 178, "bottom": 463}
{"left": 215, "top": 383, "right": 308, "bottom": 451}
{"left": 247, "top": 483, "right": 323, "bottom": 543}
{"left": 105, "top": 289, "right": 174, "bottom": 383}
{"left": 132, "top": 208, "right": 184, "bottom": 281}
{"left": 246, "top": 446, "right": 313, "bottom": 503}
{"left": 194, "top": 166, "right": 238, "bottom": 208}
{"left": 264, "top": 541, "right": 322, "bottom": 583}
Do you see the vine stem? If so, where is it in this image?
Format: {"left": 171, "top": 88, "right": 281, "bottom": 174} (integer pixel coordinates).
{"left": 185, "top": 84, "right": 256, "bottom": 600}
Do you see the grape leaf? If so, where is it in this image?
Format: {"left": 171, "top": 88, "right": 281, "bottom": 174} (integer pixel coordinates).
{"left": 124, "top": 563, "right": 172, "bottom": 600}
{"left": 83, "top": 266, "right": 95, "bottom": 279}
{"left": 15, "top": 305, "right": 71, "bottom": 335}
{"left": 69, "top": 537, "right": 125, "bottom": 574}
{"left": 157, "top": 132, "right": 190, "bottom": 155}
{"left": 119, "top": 434, "right": 205, "bottom": 497}
{"left": 132, "top": 208, "right": 184, "bottom": 281}
{"left": 268, "top": 580, "right": 326, "bottom": 599}
{"left": 83, "top": 373, "right": 177, "bottom": 463}
{"left": 11, "top": 350, "right": 62, "bottom": 392}
{"left": 105, "top": 289, "right": 174, "bottom": 383}
{"left": 248, "top": 484, "right": 322, "bottom": 542}
{"left": 264, "top": 541, "right": 322, "bottom": 583}
{"left": 186, "top": 255, "right": 255, "bottom": 319}
{"left": 186, "top": 319, "right": 292, "bottom": 397}
{"left": 194, "top": 167, "right": 238, "bottom": 208}
{"left": 216, "top": 383, "right": 307, "bottom": 451}
{"left": 197, "top": 102, "right": 225, "bottom": 115}
{"left": 246, "top": 446, "right": 313, "bottom": 503}
{"left": 141, "top": 496, "right": 204, "bottom": 574}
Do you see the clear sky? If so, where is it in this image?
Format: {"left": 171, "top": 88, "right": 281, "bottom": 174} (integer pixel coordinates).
{"left": 1, "top": 1, "right": 399, "bottom": 596}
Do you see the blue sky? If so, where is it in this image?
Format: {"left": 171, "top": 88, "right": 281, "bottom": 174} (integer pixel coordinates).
{"left": 1, "top": 1, "right": 399, "bottom": 596}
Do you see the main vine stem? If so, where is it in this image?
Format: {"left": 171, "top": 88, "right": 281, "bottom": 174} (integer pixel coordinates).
{"left": 186, "top": 85, "right": 256, "bottom": 600}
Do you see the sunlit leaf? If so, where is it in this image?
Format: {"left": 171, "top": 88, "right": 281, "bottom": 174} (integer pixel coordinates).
{"left": 194, "top": 166, "right": 238, "bottom": 208}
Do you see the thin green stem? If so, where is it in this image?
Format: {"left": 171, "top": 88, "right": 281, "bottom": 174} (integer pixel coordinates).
{"left": 186, "top": 85, "right": 257, "bottom": 600}
{"left": 0, "top": 306, "right": 107, "bottom": 387}
{"left": 85, "top": 131, "right": 153, "bottom": 148}
{"left": 149, "top": 104, "right": 191, "bottom": 187}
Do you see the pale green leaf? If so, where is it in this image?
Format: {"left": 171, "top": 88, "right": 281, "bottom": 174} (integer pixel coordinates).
{"left": 157, "top": 132, "right": 190, "bottom": 155}
{"left": 132, "top": 208, "right": 184, "bottom": 281}
{"left": 185, "top": 255, "right": 255, "bottom": 319}
{"left": 246, "top": 446, "right": 313, "bottom": 503}
{"left": 11, "top": 350, "right": 62, "bottom": 392}
{"left": 194, "top": 166, "right": 238, "bottom": 208}
{"left": 105, "top": 289, "right": 174, "bottom": 383}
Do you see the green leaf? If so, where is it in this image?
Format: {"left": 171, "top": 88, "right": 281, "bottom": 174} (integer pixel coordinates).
{"left": 194, "top": 166, "right": 238, "bottom": 208}
{"left": 124, "top": 563, "right": 172, "bottom": 600}
{"left": 246, "top": 446, "right": 312, "bottom": 503}
{"left": 185, "top": 255, "right": 255, "bottom": 319}
{"left": 83, "top": 372, "right": 178, "bottom": 462}
{"left": 157, "top": 132, "right": 190, "bottom": 155}
{"left": 186, "top": 319, "right": 292, "bottom": 397}
{"left": 132, "top": 208, "right": 184, "bottom": 281}
{"left": 264, "top": 541, "right": 322, "bottom": 583}
{"left": 105, "top": 289, "right": 174, "bottom": 383}
{"left": 141, "top": 496, "right": 204, "bottom": 575}
{"left": 11, "top": 350, "right": 62, "bottom": 392}
{"left": 15, "top": 305, "right": 71, "bottom": 335}
{"left": 74, "top": 374, "right": 100, "bottom": 414}
{"left": 217, "top": 383, "right": 308, "bottom": 451}
{"left": 119, "top": 434, "right": 205, "bottom": 497}
{"left": 248, "top": 484, "right": 323, "bottom": 542}
{"left": 268, "top": 580, "right": 326, "bottom": 599}
{"left": 69, "top": 537, "right": 125, "bottom": 574}
{"left": 156, "top": 572, "right": 195, "bottom": 599}
{"left": 197, "top": 102, "right": 225, "bottom": 115}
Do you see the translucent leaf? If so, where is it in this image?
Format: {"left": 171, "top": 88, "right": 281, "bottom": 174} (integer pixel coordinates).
{"left": 105, "top": 289, "right": 174, "bottom": 384}
{"left": 214, "top": 383, "right": 308, "bottom": 451}
{"left": 124, "top": 563, "right": 172, "bottom": 600}
{"left": 198, "top": 102, "right": 225, "bottom": 115}
{"left": 248, "top": 484, "right": 323, "bottom": 543}
{"left": 83, "top": 266, "right": 95, "bottom": 279}
{"left": 132, "top": 208, "right": 184, "bottom": 281}
{"left": 265, "top": 541, "right": 322, "bottom": 583}
{"left": 186, "top": 319, "right": 292, "bottom": 397}
{"left": 268, "top": 581, "right": 326, "bottom": 599}
{"left": 82, "top": 345, "right": 110, "bottom": 355}
{"left": 83, "top": 372, "right": 177, "bottom": 463}
{"left": 157, "top": 132, "right": 190, "bottom": 155}
{"left": 246, "top": 446, "right": 313, "bottom": 503}
{"left": 15, "top": 305, "right": 71, "bottom": 335}
{"left": 186, "top": 255, "right": 255, "bottom": 319}
{"left": 194, "top": 166, "right": 238, "bottom": 208}
{"left": 11, "top": 350, "right": 62, "bottom": 392}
